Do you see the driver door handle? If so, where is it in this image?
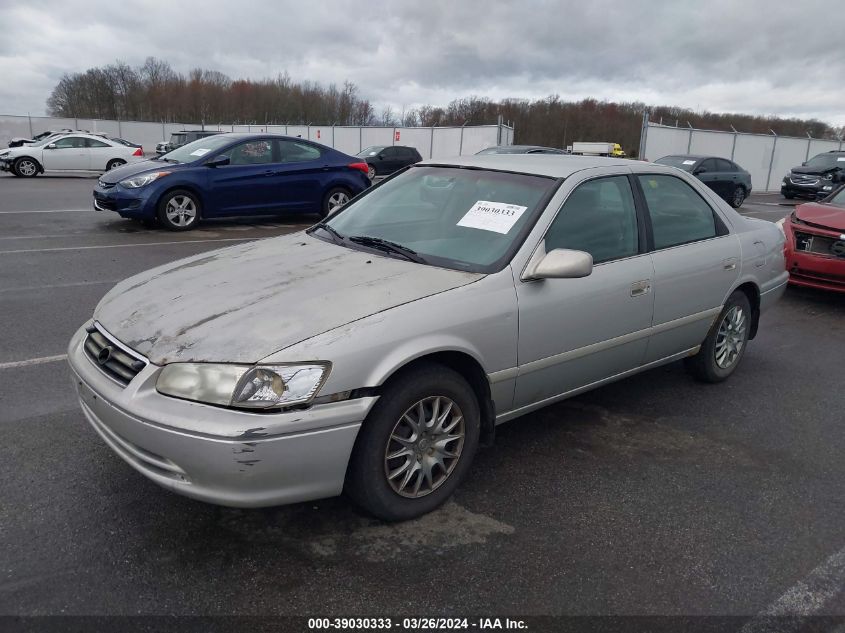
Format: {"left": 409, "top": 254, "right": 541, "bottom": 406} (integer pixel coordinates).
{"left": 630, "top": 280, "right": 651, "bottom": 297}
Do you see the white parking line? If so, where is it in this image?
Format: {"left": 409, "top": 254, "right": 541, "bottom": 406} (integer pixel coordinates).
{"left": 2, "top": 279, "right": 120, "bottom": 293}
{"left": 0, "top": 209, "right": 92, "bottom": 214}
{"left": 0, "top": 354, "right": 68, "bottom": 370}
{"left": 741, "top": 545, "right": 845, "bottom": 632}
{"left": 0, "top": 237, "right": 256, "bottom": 255}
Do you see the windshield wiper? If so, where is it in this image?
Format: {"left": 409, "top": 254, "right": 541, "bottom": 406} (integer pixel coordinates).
{"left": 348, "top": 235, "right": 427, "bottom": 264}
{"left": 160, "top": 157, "right": 179, "bottom": 163}
{"left": 309, "top": 222, "right": 345, "bottom": 244}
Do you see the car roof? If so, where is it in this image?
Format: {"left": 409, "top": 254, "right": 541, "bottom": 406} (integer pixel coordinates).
{"left": 419, "top": 154, "right": 634, "bottom": 178}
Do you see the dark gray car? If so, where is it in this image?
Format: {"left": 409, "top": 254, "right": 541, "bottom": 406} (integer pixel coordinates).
{"left": 656, "top": 155, "right": 752, "bottom": 208}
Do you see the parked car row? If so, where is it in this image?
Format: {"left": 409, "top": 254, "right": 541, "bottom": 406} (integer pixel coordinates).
{"left": 0, "top": 133, "right": 145, "bottom": 177}
{"left": 93, "top": 133, "right": 371, "bottom": 229}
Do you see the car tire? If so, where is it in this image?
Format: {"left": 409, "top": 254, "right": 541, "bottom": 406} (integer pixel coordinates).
{"left": 685, "top": 290, "right": 752, "bottom": 383}
{"left": 156, "top": 189, "right": 201, "bottom": 231}
{"left": 729, "top": 185, "right": 746, "bottom": 208}
{"left": 345, "top": 363, "right": 481, "bottom": 522}
{"left": 106, "top": 159, "right": 126, "bottom": 171}
{"left": 13, "top": 157, "right": 39, "bottom": 177}
{"left": 783, "top": 192, "right": 795, "bottom": 200}
{"left": 367, "top": 164, "right": 376, "bottom": 180}
{"left": 320, "top": 187, "right": 351, "bottom": 219}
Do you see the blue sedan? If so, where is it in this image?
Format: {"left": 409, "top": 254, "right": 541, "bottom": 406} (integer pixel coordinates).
{"left": 93, "top": 133, "right": 371, "bottom": 230}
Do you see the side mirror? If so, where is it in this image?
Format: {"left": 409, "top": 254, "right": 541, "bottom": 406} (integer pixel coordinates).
{"left": 693, "top": 167, "right": 706, "bottom": 175}
{"left": 46, "top": 143, "right": 57, "bottom": 149}
{"left": 525, "top": 248, "right": 593, "bottom": 280}
{"left": 377, "top": 154, "right": 385, "bottom": 160}
{"left": 205, "top": 155, "right": 230, "bottom": 168}
{"left": 801, "top": 162, "right": 808, "bottom": 166}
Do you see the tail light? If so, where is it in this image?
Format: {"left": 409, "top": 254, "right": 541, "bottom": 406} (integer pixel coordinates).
{"left": 348, "top": 162, "right": 369, "bottom": 174}
{"left": 132, "top": 147, "right": 143, "bottom": 157}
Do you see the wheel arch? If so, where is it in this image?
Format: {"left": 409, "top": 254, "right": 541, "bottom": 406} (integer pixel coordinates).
{"left": 14, "top": 155, "right": 43, "bottom": 174}
{"left": 375, "top": 350, "right": 496, "bottom": 447}
{"left": 731, "top": 280, "right": 761, "bottom": 339}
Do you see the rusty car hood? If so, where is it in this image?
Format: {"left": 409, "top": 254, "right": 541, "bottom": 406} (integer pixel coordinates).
{"left": 94, "top": 232, "right": 481, "bottom": 364}
{"left": 794, "top": 202, "right": 845, "bottom": 232}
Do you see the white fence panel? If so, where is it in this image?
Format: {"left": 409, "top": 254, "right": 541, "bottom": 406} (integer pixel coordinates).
{"left": 361, "top": 127, "right": 394, "bottom": 149}
{"left": 431, "top": 128, "right": 462, "bottom": 159}
{"left": 732, "top": 134, "right": 775, "bottom": 192}
{"left": 689, "top": 130, "right": 735, "bottom": 158}
{"left": 641, "top": 125, "right": 690, "bottom": 161}
{"left": 0, "top": 115, "right": 33, "bottom": 145}
{"left": 396, "top": 127, "right": 434, "bottom": 159}
{"left": 333, "top": 127, "right": 362, "bottom": 155}
{"left": 461, "top": 126, "right": 498, "bottom": 155}
{"left": 768, "top": 137, "right": 811, "bottom": 191}
{"left": 808, "top": 138, "right": 842, "bottom": 160}
{"left": 286, "top": 125, "right": 308, "bottom": 139}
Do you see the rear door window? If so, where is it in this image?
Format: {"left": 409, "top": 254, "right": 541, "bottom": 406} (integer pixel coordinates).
{"left": 275, "top": 140, "right": 322, "bottom": 163}
{"left": 715, "top": 158, "right": 735, "bottom": 172}
{"left": 638, "top": 175, "right": 720, "bottom": 250}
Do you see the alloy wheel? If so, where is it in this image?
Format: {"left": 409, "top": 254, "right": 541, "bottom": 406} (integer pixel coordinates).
{"left": 714, "top": 306, "right": 747, "bottom": 369}
{"left": 108, "top": 160, "right": 126, "bottom": 170}
{"left": 733, "top": 187, "right": 745, "bottom": 207}
{"left": 384, "top": 396, "right": 465, "bottom": 498}
{"left": 165, "top": 195, "right": 197, "bottom": 227}
{"left": 17, "top": 160, "right": 37, "bottom": 176}
{"left": 367, "top": 165, "right": 376, "bottom": 180}
{"left": 327, "top": 191, "right": 349, "bottom": 213}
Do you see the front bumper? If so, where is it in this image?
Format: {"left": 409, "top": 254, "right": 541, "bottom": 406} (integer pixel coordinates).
{"left": 68, "top": 324, "right": 376, "bottom": 507}
{"left": 92, "top": 183, "right": 158, "bottom": 218}
{"left": 783, "top": 222, "right": 845, "bottom": 293}
{"left": 781, "top": 177, "right": 835, "bottom": 199}
{"left": 0, "top": 158, "right": 12, "bottom": 172}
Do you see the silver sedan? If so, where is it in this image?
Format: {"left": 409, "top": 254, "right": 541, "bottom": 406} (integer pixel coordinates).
{"left": 68, "top": 155, "right": 788, "bottom": 521}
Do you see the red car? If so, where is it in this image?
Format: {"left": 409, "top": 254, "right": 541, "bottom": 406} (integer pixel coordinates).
{"left": 779, "top": 185, "right": 845, "bottom": 292}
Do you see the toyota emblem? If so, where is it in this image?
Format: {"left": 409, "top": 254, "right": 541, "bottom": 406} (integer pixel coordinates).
{"left": 97, "top": 346, "right": 113, "bottom": 365}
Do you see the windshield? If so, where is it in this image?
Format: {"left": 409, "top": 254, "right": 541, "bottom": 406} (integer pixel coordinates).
{"left": 655, "top": 156, "right": 697, "bottom": 171}
{"left": 160, "top": 135, "right": 235, "bottom": 163}
{"left": 357, "top": 146, "right": 386, "bottom": 157}
{"left": 806, "top": 153, "right": 844, "bottom": 169}
{"left": 829, "top": 186, "right": 845, "bottom": 206}
{"left": 320, "top": 166, "right": 558, "bottom": 273}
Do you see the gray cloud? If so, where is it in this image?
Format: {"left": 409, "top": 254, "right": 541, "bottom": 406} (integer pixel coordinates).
{"left": 1, "top": 0, "right": 842, "bottom": 127}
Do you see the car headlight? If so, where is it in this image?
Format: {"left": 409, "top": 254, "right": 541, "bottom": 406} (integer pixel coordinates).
{"left": 822, "top": 173, "right": 833, "bottom": 181}
{"left": 156, "top": 362, "right": 330, "bottom": 409}
{"left": 120, "top": 171, "right": 171, "bottom": 188}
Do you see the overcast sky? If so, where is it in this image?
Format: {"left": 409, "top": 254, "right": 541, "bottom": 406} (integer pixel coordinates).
{"left": 1, "top": 0, "right": 842, "bottom": 128}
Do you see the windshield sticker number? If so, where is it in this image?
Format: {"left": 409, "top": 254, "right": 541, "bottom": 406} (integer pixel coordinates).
{"left": 457, "top": 201, "right": 528, "bottom": 234}
{"left": 190, "top": 148, "right": 211, "bottom": 157}
{"left": 682, "top": 160, "right": 696, "bottom": 165}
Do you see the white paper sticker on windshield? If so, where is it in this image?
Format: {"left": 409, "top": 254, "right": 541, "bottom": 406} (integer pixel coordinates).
{"left": 457, "top": 201, "right": 528, "bottom": 234}
{"left": 838, "top": 157, "right": 845, "bottom": 162}
{"left": 682, "top": 160, "right": 696, "bottom": 165}
{"left": 190, "top": 148, "right": 211, "bottom": 157}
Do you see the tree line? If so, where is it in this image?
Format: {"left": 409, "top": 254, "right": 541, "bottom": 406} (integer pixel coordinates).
{"left": 47, "top": 59, "right": 843, "bottom": 156}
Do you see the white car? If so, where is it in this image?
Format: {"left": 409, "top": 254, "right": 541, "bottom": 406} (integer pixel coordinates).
{"left": 0, "top": 133, "right": 143, "bottom": 177}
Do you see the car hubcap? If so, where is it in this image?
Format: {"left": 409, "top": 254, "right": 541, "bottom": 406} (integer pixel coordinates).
{"left": 109, "top": 160, "right": 125, "bottom": 170}
{"left": 165, "top": 196, "right": 197, "bottom": 227}
{"left": 19, "top": 160, "right": 36, "bottom": 176}
{"left": 734, "top": 188, "right": 744, "bottom": 206}
{"left": 715, "top": 306, "right": 747, "bottom": 369}
{"left": 384, "top": 395, "right": 465, "bottom": 498}
{"left": 367, "top": 166, "right": 375, "bottom": 180}
{"left": 328, "top": 192, "right": 349, "bottom": 212}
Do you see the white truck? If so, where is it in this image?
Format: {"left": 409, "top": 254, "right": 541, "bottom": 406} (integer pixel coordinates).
{"left": 571, "top": 142, "right": 626, "bottom": 157}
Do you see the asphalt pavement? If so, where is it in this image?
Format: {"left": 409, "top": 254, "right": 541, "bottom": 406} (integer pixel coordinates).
{"left": 1, "top": 173, "right": 844, "bottom": 624}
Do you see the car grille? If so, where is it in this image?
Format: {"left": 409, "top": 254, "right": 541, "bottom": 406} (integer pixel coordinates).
{"left": 83, "top": 324, "right": 147, "bottom": 386}
{"left": 790, "top": 174, "right": 820, "bottom": 186}
{"left": 794, "top": 231, "right": 845, "bottom": 258}
{"left": 98, "top": 180, "right": 115, "bottom": 189}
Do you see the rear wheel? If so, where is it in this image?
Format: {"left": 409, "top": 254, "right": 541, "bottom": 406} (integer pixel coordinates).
{"left": 157, "top": 190, "right": 200, "bottom": 231}
{"left": 367, "top": 164, "right": 376, "bottom": 180}
{"left": 685, "top": 290, "right": 751, "bottom": 383}
{"left": 729, "top": 185, "right": 746, "bottom": 208}
{"left": 345, "top": 363, "right": 480, "bottom": 521}
{"left": 106, "top": 158, "right": 126, "bottom": 171}
{"left": 320, "top": 187, "right": 351, "bottom": 218}
{"left": 13, "top": 157, "right": 39, "bottom": 177}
